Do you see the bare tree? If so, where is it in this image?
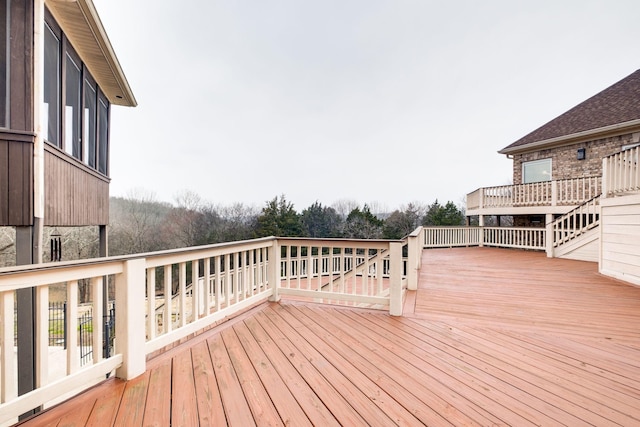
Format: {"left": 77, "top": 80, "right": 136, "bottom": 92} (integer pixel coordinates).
{"left": 331, "top": 198, "right": 359, "bottom": 219}
{"left": 109, "top": 189, "right": 171, "bottom": 255}
{"left": 0, "top": 227, "right": 15, "bottom": 267}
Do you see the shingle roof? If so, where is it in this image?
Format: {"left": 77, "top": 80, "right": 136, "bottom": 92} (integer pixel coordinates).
{"left": 500, "top": 69, "right": 640, "bottom": 153}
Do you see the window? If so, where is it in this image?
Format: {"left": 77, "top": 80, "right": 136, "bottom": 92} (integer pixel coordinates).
{"left": 44, "top": 21, "right": 61, "bottom": 146}
{"left": 44, "top": 10, "right": 111, "bottom": 176}
{"left": 97, "top": 96, "right": 109, "bottom": 174}
{"left": 84, "top": 78, "right": 97, "bottom": 168}
{"left": 65, "top": 50, "right": 82, "bottom": 159}
{"left": 523, "top": 158, "right": 552, "bottom": 183}
{"left": 0, "top": 0, "right": 8, "bottom": 128}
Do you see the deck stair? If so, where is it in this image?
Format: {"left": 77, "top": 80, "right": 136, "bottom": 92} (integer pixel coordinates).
{"left": 320, "top": 249, "right": 388, "bottom": 290}
{"left": 549, "top": 195, "right": 600, "bottom": 261}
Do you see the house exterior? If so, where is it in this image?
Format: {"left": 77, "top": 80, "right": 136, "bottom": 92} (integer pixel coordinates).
{"left": 1, "top": 0, "right": 135, "bottom": 411}
{"left": 1, "top": 0, "right": 136, "bottom": 265}
{"left": 466, "top": 68, "right": 640, "bottom": 283}
{"left": 467, "top": 68, "right": 640, "bottom": 229}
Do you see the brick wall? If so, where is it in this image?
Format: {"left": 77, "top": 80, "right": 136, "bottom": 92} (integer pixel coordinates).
{"left": 512, "top": 133, "right": 636, "bottom": 184}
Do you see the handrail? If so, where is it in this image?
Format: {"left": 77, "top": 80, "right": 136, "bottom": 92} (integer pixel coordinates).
{"left": 422, "top": 226, "right": 546, "bottom": 251}
{"left": 548, "top": 195, "right": 600, "bottom": 251}
{"left": 276, "top": 238, "right": 404, "bottom": 314}
{"left": 466, "top": 176, "right": 602, "bottom": 210}
{"left": 0, "top": 235, "right": 408, "bottom": 423}
{"left": 603, "top": 145, "right": 640, "bottom": 197}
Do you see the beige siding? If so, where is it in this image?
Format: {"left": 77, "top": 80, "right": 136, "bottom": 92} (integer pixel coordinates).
{"left": 44, "top": 147, "right": 109, "bottom": 226}
{"left": 600, "top": 193, "right": 640, "bottom": 286}
{"left": 555, "top": 228, "right": 599, "bottom": 262}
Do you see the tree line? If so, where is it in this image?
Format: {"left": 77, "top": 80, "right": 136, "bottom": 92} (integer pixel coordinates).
{"left": 0, "top": 190, "right": 465, "bottom": 265}
{"left": 108, "top": 191, "right": 465, "bottom": 256}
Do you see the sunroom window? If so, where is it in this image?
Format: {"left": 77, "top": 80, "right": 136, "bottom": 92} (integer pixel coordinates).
{"left": 523, "top": 158, "right": 552, "bottom": 183}
{"left": 65, "top": 51, "right": 82, "bottom": 159}
{"left": 44, "top": 21, "right": 60, "bottom": 146}
{"left": 43, "top": 10, "right": 110, "bottom": 176}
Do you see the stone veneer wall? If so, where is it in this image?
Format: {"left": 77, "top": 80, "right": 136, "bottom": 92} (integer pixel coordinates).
{"left": 512, "top": 133, "right": 637, "bottom": 185}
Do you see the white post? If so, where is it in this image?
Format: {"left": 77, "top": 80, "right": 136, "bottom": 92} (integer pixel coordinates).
{"left": 389, "top": 242, "right": 403, "bottom": 316}
{"left": 115, "top": 259, "right": 146, "bottom": 380}
{"left": 91, "top": 277, "right": 104, "bottom": 364}
{"left": 35, "top": 286, "right": 48, "bottom": 388}
{"left": 268, "top": 240, "right": 281, "bottom": 302}
{"left": 545, "top": 213, "right": 554, "bottom": 258}
{"left": 601, "top": 157, "right": 608, "bottom": 198}
{"left": 551, "top": 181, "right": 558, "bottom": 206}
{"left": 407, "top": 230, "right": 420, "bottom": 291}
{"left": 1, "top": 291, "right": 17, "bottom": 403}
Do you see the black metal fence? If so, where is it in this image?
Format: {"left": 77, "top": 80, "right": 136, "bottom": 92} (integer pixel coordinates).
{"left": 14, "top": 302, "right": 117, "bottom": 365}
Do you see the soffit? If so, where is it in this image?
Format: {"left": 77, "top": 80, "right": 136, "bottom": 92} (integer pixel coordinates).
{"left": 45, "top": 0, "right": 137, "bottom": 107}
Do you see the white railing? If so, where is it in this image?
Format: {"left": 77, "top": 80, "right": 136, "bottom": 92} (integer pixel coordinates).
{"left": 422, "top": 226, "right": 546, "bottom": 251}
{"left": 423, "top": 227, "right": 481, "bottom": 247}
{"left": 276, "top": 238, "right": 405, "bottom": 313}
{"left": 482, "top": 227, "right": 546, "bottom": 250}
{"left": 548, "top": 196, "right": 600, "bottom": 252}
{"left": 603, "top": 145, "right": 640, "bottom": 197}
{"left": 0, "top": 235, "right": 411, "bottom": 423}
{"left": 0, "top": 259, "right": 127, "bottom": 425}
{"left": 143, "top": 238, "right": 275, "bottom": 356}
{"left": 467, "top": 177, "right": 602, "bottom": 210}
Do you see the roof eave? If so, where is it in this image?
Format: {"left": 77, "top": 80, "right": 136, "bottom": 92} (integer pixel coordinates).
{"left": 45, "top": 0, "right": 137, "bottom": 107}
{"left": 498, "top": 119, "right": 640, "bottom": 155}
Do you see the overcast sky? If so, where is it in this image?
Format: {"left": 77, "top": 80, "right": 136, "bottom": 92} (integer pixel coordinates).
{"left": 93, "top": 0, "right": 640, "bottom": 212}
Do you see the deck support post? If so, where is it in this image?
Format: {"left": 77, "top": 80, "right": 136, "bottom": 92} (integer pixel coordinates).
{"left": 268, "top": 239, "right": 281, "bottom": 302}
{"left": 545, "top": 213, "right": 554, "bottom": 258}
{"left": 407, "top": 229, "right": 421, "bottom": 291}
{"left": 389, "top": 241, "right": 403, "bottom": 316}
{"left": 115, "top": 258, "right": 146, "bottom": 380}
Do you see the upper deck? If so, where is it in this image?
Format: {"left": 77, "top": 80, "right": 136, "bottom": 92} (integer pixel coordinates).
{"left": 15, "top": 247, "right": 640, "bottom": 426}
{"left": 466, "top": 176, "right": 602, "bottom": 217}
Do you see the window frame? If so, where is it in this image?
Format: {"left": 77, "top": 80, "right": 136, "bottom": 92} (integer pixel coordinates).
{"left": 44, "top": 8, "right": 111, "bottom": 177}
{"left": 63, "top": 39, "right": 82, "bottom": 160}
{"left": 522, "top": 158, "right": 552, "bottom": 184}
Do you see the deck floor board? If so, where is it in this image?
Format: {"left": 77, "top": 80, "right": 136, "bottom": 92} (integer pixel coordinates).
{"left": 16, "top": 247, "right": 640, "bottom": 426}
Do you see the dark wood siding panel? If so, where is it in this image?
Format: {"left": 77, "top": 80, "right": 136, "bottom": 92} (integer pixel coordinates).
{"left": 44, "top": 149, "right": 109, "bottom": 226}
{"left": 0, "top": 139, "right": 33, "bottom": 226}
{"left": 8, "top": 140, "right": 32, "bottom": 224}
{"left": 0, "top": 139, "right": 8, "bottom": 224}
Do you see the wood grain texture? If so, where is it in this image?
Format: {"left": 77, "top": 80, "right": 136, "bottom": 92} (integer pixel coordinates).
{"left": 17, "top": 248, "right": 640, "bottom": 426}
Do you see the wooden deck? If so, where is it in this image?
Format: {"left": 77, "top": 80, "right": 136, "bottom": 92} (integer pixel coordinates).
{"left": 17, "top": 247, "right": 640, "bottom": 426}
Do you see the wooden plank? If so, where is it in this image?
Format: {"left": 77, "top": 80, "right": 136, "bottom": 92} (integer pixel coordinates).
{"left": 262, "top": 305, "right": 398, "bottom": 426}
{"left": 242, "top": 315, "right": 340, "bottom": 427}
{"left": 141, "top": 360, "right": 172, "bottom": 427}
{"left": 207, "top": 334, "right": 256, "bottom": 427}
{"left": 220, "top": 327, "right": 283, "bottom": 427}
{"left": 85, "top": 378, "right": 126, "bottom": 427}
{"left": 112, "top": 370, "right": 150, "bottom": 426}
{"left": 255, "top": 307, "right": 368, "bottom": 426}
{"left": 171, "top": 347, "right": 199, "bottom": 426}
{"left": 288, "top": 304, "right": 471, "bottom": 426}
{"left": 365, "top": 311, "right": 614, "bottom": 426}
{"left": 191, "top": 340, "right": 227, "bottom": 426}
{"left": 231, "top": 321, "right": 313, "bottom": 426}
